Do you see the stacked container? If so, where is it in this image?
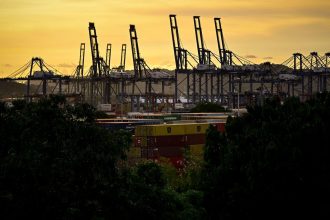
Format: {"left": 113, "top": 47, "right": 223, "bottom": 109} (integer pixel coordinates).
{"left": 134, "top": 122, "right": 226, "bottom": 168}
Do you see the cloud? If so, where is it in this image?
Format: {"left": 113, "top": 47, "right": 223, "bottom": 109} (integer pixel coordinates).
{"left": 245, "top": 55, "right": 257, "bottom": 59}
{"left": 57, "top": 63, "right": 75, "bottom": 68}
{"left": 263, "top": 56, "right": 273, "bottom": 60}
{"left": 3, "top": 64, "right": 13, "bottom": 67}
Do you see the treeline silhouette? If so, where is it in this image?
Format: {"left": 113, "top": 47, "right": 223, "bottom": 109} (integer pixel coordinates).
{"left": 1, "top": 94, "right": 330, "bottom": 219}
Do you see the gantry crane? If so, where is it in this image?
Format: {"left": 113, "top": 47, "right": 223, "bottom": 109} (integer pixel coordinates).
{"left": 129, "top": 24, "right": 147, "bottom": 78}
{"left": 106, "top": 43, "right": 112, "bottom": 69}
{"left": 73, "top": 43, "right": 85, "bottom": 94}
{"left": 214, "top": 18, "right": 233, "bottom": 65}
{"left": 169, "top": 14, "right": 189, "bottom": 72}
{"left": 119, "top": 44, "right": 127, "bottom": 71}
{"left": 88, "top": 22, "right": 103, "bottom": 77}
{"left": 193, "top": 16, "right": 214, "bottom": 70}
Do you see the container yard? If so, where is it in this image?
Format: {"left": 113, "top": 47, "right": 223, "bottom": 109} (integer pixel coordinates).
{"left": 133, "top": 121, "right": 226, "bottom": 168}
{"left": 1, "top": 15, "right": 326, "bottom": 170}
{"left": 96, "top": 118, "right": 162, "bottom": 133}
{"left": 95, "top": 112, "right": 227, "bottom": 168}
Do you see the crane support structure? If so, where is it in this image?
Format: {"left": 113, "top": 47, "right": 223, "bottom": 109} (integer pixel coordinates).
{"left": 88, "top": 22, "right": 102, "bottom": 77}
{"left": 129, "top": 25, "right": 144, "bottom": 78}
{"left": 77, "top": 43, "right": 85, "bottom": 79}
{"left": 194, "top": 16, "right": 208, "bottom": 65}
{"left": 106, "top": 43, "right": 112, "bottom": 68}
{"left": 214, "top": 18, "right": 227, "bottom": 65}
{"left": 170, "top": 14, "right": 188, "bottom": 71}
{"left": 120, "top": 44, "right": 127, "bottom": 71}
{"left": 72, "top": 43, "right": 85, "bottom": 94}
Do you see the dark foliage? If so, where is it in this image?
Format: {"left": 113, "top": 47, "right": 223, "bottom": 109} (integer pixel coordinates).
{"left": 0, "top": 96, "right": 203, "bottom": 219}
{"left": 202, "top": 93, "right": 330, "bottom": 219}
{"left": 0, "top": 96, "right": 131, "bottom": 219}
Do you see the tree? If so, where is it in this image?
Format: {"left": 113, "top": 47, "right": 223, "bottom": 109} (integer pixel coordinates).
{"left": 0, "top": 96, "right": 131, "bottom": 219}
{"left": 0, "top": 96, "right": 204, "bottom": 219}
{"left": 201, "top": 94, "right": 330, "bottom": 219}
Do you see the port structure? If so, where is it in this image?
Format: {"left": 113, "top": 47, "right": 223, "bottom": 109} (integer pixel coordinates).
{"left": 128, "top": 24, "right": 176, "bottom": 112}
{"left": 170, "top": 14, "right": 251, "bottom": 105}
{"left": 82, "top": 23, "right": 176, "bottom": 111}
{"left": 169, "top": 15, "right": 330, "bottom": 107}
{"left": 0, "top": 17, "right": 329, "bottom": 111}
{"left": 0, "top": 57, "right": 79, "bottom": 102}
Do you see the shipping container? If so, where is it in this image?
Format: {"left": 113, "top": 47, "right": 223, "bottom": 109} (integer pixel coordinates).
{"left": 135, "top": 126, "right": 148, "bottom": 137}
{"left": 186, "top": 134, "right": 206, "bottom": 145}
{"left": 168, "top": 156, "right": 184, "bottom": 169}
{"left": 136, "top": 124, "right": 186, "bottom": 136}
{"left": 134, "top": 136, "right": 148, "bottom": 147}
{"left": 187, "top": 144, "right": 204, "bottom": 156}
{"left": 127, "top": 113, "right": 181, "bottom": 122}
{"left": 97, "top": 119, "right": 162, "bottom": 134}
{"left": 215, "top": 122, "right": 226, "bottom": 133}
{"left": 141, "top": 146, "right": 184, "bottom": 158}
{"left": 146, "top": 135, "right": 186, "bottom": 147}
{"left": 184, "top": 123, "right": 210, "bottom": 135}
{"left": 135, "top": 123, "right": 211, "bottom": 137}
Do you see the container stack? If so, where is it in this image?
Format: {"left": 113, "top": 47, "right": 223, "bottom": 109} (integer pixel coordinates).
{"left": 134, "top": 122, "right": 226, "bottom": 168}
{"left": 96, "top": 118, "right": 162, "bottom": 133}
{"left": 127, "top": 113, "right": 182, "bottom": 122}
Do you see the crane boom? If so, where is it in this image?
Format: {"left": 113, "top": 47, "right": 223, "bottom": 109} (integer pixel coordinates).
{"left": 169, "top": 14, "right": 188, "bottom": 71}
{"left": 193, "top": 16, "right": 206, "bottom": 65}
{"left": 120, "top": 44, "right": 127, "bottom": 71}
{"left": 129, "top": 24, "right": 144, "bottom": 78}
{"left": 88, "top": 22, "right": 102, "bottom": 77}
{"left": 105, "top": 43, "right": 112, "bottom": 68}
{"left": 214, "top": 18, "right": 227, "bottom": 65}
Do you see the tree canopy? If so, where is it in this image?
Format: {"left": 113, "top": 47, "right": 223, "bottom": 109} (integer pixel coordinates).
{"left": 1, "top": 93, "right": 330, "bottom": 219}
{"left": 0, "top": 96, "right": 203, "bottom": 219}
{"left": 202, "top": 94, "right": 330, "bottom": 219}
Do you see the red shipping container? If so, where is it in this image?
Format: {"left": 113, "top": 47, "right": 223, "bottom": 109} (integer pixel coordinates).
{"left": 134, "top": 136, "right": 147, "bottom": 147}
{"left": 157, "top": 146, "right": 184, "bottom": 157}
{"left": 147, "top": 135, "right": 186, "bottom": 148}
{"left": 134, "top": 136, "right": 142, "bottom": 147}
{"left": 186, "top": 134, "right": 206, "bottom": 145}
{"left": 169, "top": 156, "right": 184, "bottom": 169}
{"left": 216, "top": 122, "right": 226, "bottom": 133}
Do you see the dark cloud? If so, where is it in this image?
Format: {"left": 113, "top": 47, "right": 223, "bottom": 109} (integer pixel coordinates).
{"left": 58, "top": 63, "right": 75, "bottom": 68}
{"left": 264, "top": 56, "right": 273, "bottom": 59}
{"left": 3, "top": 64, "right": 13, "bottom": 67}
{"left": 245, "top": 55, "right": 257, "bottom": 59}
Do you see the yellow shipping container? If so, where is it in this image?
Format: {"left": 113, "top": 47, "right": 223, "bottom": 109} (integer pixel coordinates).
{"left": 184, "top": 123, "right": 210, "bottom": 135}
{"left": 135, "top": 126, "right": 148, "bottom": 137}
{"left": 136, "top": 123, "right": 211, "bottom": 137}
{"left": 145, "top": 124, "right": 186, "bottom": 136}
{"left": 188, "top": 144, "right": 204, "bottom": 156}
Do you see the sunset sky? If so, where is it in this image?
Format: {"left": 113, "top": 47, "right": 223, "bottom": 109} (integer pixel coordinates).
{"left": 0, "top": 0, "right": 329, "bottom": 76}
